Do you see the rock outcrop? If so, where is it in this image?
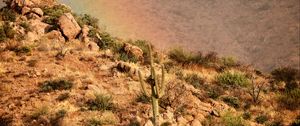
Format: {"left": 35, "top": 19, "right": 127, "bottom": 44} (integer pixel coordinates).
{"left": 58, "top": 13, "right": 81, "bottom": 40}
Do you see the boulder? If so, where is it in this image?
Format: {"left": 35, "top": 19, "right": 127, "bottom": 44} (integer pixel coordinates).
{"left": 7, "top": 0, "right": 33, "bottom": 8}
{"left": 58, "top": 13, "right": 81, "bottom": 40}
{"left": 123, "top": 43, "right": 143, "bottom": 60}
{"left": 31, "top": 8, "right": 43, "bottom": 17}
{"left": 191, "top": 119, "right": 202, "bottom": 126}
{"left": 45, "top": 30, "right": 65, "bottom": 42}
{"left": 21, "top": 6, "right": 31, "bottom": 15}
{"left": 80, "top": 25, "right": 89, "bottom": 42}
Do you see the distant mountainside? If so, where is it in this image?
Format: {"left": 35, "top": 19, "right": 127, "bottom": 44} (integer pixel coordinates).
{"left": 60, "top": 0, "right": 300, "bottom": 71}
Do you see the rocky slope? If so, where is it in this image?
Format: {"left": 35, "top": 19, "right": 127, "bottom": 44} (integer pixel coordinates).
{"left": 0, "top": 0, "right": 299, "bottom": 126}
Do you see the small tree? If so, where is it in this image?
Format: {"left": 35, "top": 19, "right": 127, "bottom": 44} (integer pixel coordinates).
{"left": 248, "top": 77, "right": 265, "bottom": 104}
{"left": 138, "top": 44, "right": 166, "bottom": 126}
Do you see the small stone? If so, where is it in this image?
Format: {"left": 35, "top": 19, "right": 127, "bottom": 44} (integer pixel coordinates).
{"left": 191, "top": 119, "right": 202, "bottom": 126}
{"left": 177, "top": 116, "right": 188, "bottom": 125}
{"left": 211, "top": 109, "right": 220, "bottom": 117}
{"left": 144, "top": 120, "right": 154, "bottom": 126}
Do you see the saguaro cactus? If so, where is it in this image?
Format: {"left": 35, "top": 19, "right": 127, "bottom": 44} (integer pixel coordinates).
{"left": 138, "top": 44, "right": 165, "bottom": 126}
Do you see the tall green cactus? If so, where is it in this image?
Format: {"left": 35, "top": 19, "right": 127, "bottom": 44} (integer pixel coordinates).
{"left": 138, "top": 44, "right": 165, "bottom": 126}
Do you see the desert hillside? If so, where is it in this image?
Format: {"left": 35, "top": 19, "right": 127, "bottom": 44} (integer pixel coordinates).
{"left": 0, "top": 0, "right": 299, "bottom": 126}
{"left": 59, "top": 0, "right": 300, "bottom": 72}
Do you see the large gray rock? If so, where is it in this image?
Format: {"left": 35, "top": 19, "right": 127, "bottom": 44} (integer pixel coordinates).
{"left": 58, "top": 13, "right": 81, "bottom": 40}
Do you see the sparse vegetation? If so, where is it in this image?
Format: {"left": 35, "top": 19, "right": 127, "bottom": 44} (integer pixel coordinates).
{"left": 0, "top": 22, "right": 16, "bottom": 42}
{"left": 216, "top": 71, "right": 250, "bottom": 87}
{"left": 40, "top": 79, "right": 73, "bottom": 92}
{"left": 242, "top": 112, "right": 251, "bottom": 120}
{"left": 31, "top": 106, "right": 49, "bottom": 119}
{"left": 221, "top": 111, "right": 246, "bottom": 126}
{"left": 271, "top": 67, "right": 300, "bottom": 90}
{"left": 74, "top": 14, "right": 99, "bottom": 28}
{"left": 56, "top": 92, "right": 70, "bottom": 101}
{"left": 290, "top": 115, "right": 300, "bottom": 126}
{"left": 255, "top": 114, "right": 268, "bottom": 124}
{"left": 20, "top": 21, "right": 32, "bottom": 33}
{"left": 136, "top": 92, "right": 151, "bottom": 104}
{"left": 0, "top": 7, "right": 17, "bottom": 22}
{"left": 222, "top": 96, "right": 240, "bottom": 108}
{"left": 278, "top": 88, "right": 300, "bottom": 110}
{"left": 87, "top": 112, "right": 118, "bottom": 126}
{"left": 42, "top": 4, "right": 71, "bottom": 31}
{"left": 50, "top": 109, "right": 67, "bottom": 126}
{"left": 87, "top": 94, "right": 114, "bottom": 111}
{"left": 184, "top": 73, "right": 204, "bottom": 89}
{"left": 168, "top": 47, "right": 219, "bottom": 67}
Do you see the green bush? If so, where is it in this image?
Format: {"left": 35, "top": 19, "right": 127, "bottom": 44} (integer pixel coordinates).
{"left": 221, "top": 111, "right": 246, "bottom": 126}
{"left": 278, "top": 88, "right": 300, "bottom": 110}
{"left": 271, "top": 67, "right": 300, "bottom": 90}
{"left": 20, "top": 22, "right": 32, "bottom": 33}
{"left": 74, "top": 14, "right": 99, "bottom": 28}
{"left": 222, "top": 96, "right": 240, "bottom": 108}
{"left": 168, "top": 48, "right": 219, "bottom": 67}
{"left": 0, "top": 22, "right": 16, "bottom": 42}
{"left": 221, "top": 57, "right": 238, "bottom": 68}
{"left": 184, "top": 73, "right": 204, "bottom": 89}
{"left": 40, "top": 80, "right": 73, "bottom": 92}
{"left": 255, "top": 115, "right": 268, "bottom": 124}
{"left": 0, "top": 7, "right": 17, "bottom": 22}
{"left": 42, "top": 5, "right": 71, "bottom": 25}
{"left": 242, "top": 112, "right": 251, "bottom": 120}
{"left": 87, "top": 94, "right": 114, "bottom": 111}
{"left": 50, "top": 109, "right": 67, "bottom": 126}
{"left": 216, "top": 71, "right": 250, "bottom": 87}
{"left": 14, "top": 46, "right": 31, "bottom": 55}
{"left": 118, "top": 51, "right": 138, "bottom": 63}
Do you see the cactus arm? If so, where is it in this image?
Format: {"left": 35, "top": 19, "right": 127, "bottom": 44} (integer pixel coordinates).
{"left": 159, "top": 65, "right": 165, "bottom": 97}
{"left": 138, "top": 70, "right": 149, "bottom": 97}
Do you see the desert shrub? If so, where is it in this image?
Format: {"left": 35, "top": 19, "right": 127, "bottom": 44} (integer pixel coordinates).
{"left": 255, "top": 114, "right": 268, "bottom": 124}
{"left": 118, "top": 52, "right": 138, "bottom": 63}
{"left": 74, "top": 14, "right": 99, "bottom": 28}
{"left": 56, "top": 93, "right": 70, "bottom": 101}
{"left": 221, "top": 111, "right": 246, "bottom": 126}
{"left": 242, "top": 112, "right": 251, "bottom": 120}
{"left": 221, "top": 57, "right": 238, "bottom": 68}
{"left": 216, "top": 71, "right": 250, "bottom": 87}
{"left": 278, "top": 88, "right": 300, "bottom": 110}
{"left": 27, "top": 59, "right": 38, "bottom": 67}
{"left": 136, "top": 92, "right": 151, "bottom": 104}
{"left": 267, "top": 121, "right": 284, "bottom": 126}
{"left": 20, "top": 21, "right": 32, "bottom": 33}
{"left": 31, "top": 106, "right": 49, "bottom": 119}
{"left": 290, "top": 115, "right": 300, "bottom": 126}
{"left": 40, "top": 79, "right": 73, "bottom": 92}
{"left": 0, "top": 7, "right": 17, "bottom": 22}
{"left": 271, "top": 67, "right": 300, "bottom": 90}
{"left": 0, "top": 22, "right": 16, "bottom": 42}
{"left": 222, "top": 96, "right": 240, "bottom": 108}
{"left": 87, "top": 94, "right": 114, "bottom": 111}
{"left": 96, "top": 32, "right": 118, "bottom": 50}
{"left": 42, "top": 5, "right": 71, "bottom": 25}
{"left": 168, "top": 48, "right": 219, "bottom": 67}
{"left": 0, "top": 114, "right": 13, "bottom": 126}
{"left": 87, "top": 112, "right": 118, "bottom": 126}
{"left": 207, "top": 86, "right": 224, "bottom": 99}
{"left": 50, "top": 109, "right": 67, "bottom": 126}
{"left": 14, "top": 46, "right": 31, "bottom": 55}
{"left": 184, "top": 73, "right": 204, "bottom": 89}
